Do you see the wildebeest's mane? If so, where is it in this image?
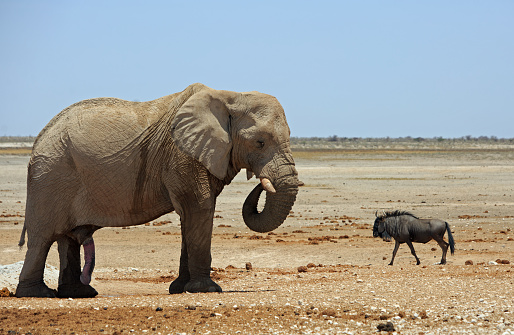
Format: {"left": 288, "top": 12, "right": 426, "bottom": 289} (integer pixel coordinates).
{"left": 379, "top": 210, "right": 419, "bottom": 220}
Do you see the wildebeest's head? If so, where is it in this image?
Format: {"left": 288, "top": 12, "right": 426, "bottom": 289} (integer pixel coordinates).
{"left": 373, "top": 211, "right": 391, "bottom": 241}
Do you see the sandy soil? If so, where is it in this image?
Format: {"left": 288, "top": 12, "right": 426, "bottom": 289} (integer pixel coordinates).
{"left": 1, "top": 146, "right": 513, "bottom": 334}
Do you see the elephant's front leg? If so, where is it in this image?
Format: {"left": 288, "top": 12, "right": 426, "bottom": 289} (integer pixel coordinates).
{"left": 169, "top": 208, "right": 221, "bottom": 294}
{"left": 168, "top": 241, "right": 191, "bottom": 294}
{"left": 56, "top": 236, "right": 98, "bottom": 298}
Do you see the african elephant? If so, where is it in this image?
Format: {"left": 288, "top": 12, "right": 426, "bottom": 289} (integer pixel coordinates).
{"left": 15, "top": 83, "right": 299, "bottom": 298}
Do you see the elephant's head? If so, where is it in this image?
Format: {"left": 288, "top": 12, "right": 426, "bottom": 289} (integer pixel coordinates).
{"left": 170, "top": 83, "right": 299, "bottom": 233}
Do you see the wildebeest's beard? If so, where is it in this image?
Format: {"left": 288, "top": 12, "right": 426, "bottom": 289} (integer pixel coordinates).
{"left": 373, "top": 219, "right": 392, "bottom": 241}
{"left": 379, "top": 227, "right": 392, "bottom": 242}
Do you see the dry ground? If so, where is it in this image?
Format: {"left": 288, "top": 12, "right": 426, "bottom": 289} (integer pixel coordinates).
{"left": 1, "top": 144, "right": 513, "bottom": 334}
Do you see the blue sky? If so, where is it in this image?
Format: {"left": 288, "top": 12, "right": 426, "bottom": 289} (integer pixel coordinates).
{"left": 1, "top": 1, "right": 513, "bottom": 138}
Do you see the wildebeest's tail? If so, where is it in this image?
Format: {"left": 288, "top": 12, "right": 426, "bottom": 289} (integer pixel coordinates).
{"left": 445, "top": 222, "right": 455, "bottom": 255}
{"left": 18, "top": 224, "right": 26, "bottom": 249}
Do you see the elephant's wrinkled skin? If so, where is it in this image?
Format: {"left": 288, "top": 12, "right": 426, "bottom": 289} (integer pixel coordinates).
{"left": 15, "top": 83, "right": 299, "bottom": 298}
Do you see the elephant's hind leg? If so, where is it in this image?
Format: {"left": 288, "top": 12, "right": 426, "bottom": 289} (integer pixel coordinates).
{"left": 16, "top": 240, "right": 56, "bottom": 298}
{"left": 56, "top": 236, "right": 98, "bottom": 298}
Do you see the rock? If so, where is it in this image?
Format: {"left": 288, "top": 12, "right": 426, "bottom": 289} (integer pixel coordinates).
{"left": 377, "top": 321, "right": 395, "bottom": 332}
{"left": 297, "top": 266, "right": 308, "bottom": 273}
{"left": 245, "top": 262, "right": 252, "bottom": 271}
{"left": 496, "top": 259, "right": 510, "bottom": 264}
{"left": 465, "top": 260, "right": 473, "bottom": 265}
{"left": 321, "top": 308, "right": 337, "bottom": 317}
{"left": 0, "top": 261, "right": 59, "bottom": 293}
{"left": 0, "top": 287, "right": 14, "bottom": 297}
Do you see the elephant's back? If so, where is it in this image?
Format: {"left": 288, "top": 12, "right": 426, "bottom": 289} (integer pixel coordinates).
{"left": 33, "top": 96, "right": 172, "bottom": 159}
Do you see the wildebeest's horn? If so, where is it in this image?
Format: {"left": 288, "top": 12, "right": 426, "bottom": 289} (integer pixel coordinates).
{"left": 375, "top": 210, "right": 378, "bottom": 217}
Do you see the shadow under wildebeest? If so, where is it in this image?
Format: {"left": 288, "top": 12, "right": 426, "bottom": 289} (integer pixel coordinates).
{"left": 373, "top": 210, "right": 455, "bottom": 265}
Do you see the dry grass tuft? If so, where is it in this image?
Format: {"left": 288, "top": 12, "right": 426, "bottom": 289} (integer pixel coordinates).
{"left": 0, "top": 147, "right": 32, "bottom": 155}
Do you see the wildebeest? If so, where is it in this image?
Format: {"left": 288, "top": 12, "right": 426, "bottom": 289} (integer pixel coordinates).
{"left": 373, "top": 210, "right": 455, "bottom": 265}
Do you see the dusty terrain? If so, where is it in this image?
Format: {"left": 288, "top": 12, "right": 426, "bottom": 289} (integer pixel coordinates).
{"left": 1, "top": 142, "right": 513, "bottom": 334}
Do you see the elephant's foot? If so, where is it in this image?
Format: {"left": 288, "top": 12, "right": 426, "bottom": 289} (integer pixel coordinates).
{"left": 169, "top": 277, "right": 222, "bottom": 294}
{"left": 169, "top": 275, "right": 189, "bottom": 294}
{"left": 184, "top": 278, "right": 222, "bottom": 293}
{"left": 57, "top": 283, "right": 98, "bottom": 298}
{"left": 15, "top": 280, "right": 57, "bottom": 298}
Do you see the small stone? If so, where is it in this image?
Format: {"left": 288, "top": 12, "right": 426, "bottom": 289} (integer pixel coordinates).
{"left": 245, "top": 262, "right": 252, "bottom": 270}
{"left": 297, "top": 266, "right": 308, "bottom": 273}
{"left": 0, "top": 287, "right": 14, "bottom": 297}
{"left": 377, "top": 321, "right": 395, "bottom": 332}
{"left": 156, "top": 307, "right": 163, "bottom": 312}
{"left": 465, "top": 260, "right": 473, "bottom": 265}
{"left": 321, "top": 308, "right": 337, "bottom": 317}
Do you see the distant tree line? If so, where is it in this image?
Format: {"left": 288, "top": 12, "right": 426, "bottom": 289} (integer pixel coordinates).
{"left": 292, "top": 135, "right": 513, "bottom": 144}
{"left": 0, "top": 136, "right": 37, "bottom": 143}
{"left": 1, "top": 135, "right": 512, "bottom": 144}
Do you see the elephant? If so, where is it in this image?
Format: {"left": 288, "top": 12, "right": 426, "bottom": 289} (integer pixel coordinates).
{"left": 15, "top": 83, "right": 299, "bottom": 298}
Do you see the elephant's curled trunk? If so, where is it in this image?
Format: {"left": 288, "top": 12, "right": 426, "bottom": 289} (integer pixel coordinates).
{"left": 242, "top": 177, "right": 298, "bottom": 233}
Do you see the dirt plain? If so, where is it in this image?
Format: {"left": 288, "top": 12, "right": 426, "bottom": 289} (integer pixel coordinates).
{"left": 1, "top": 141, "right": 513, "bottom": 334}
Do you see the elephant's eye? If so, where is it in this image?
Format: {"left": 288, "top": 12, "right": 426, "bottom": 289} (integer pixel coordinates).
{"left": 257, "top": 140, "right": 265, "bottom": 149}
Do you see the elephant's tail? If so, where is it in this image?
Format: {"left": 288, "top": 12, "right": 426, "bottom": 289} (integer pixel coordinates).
{"left": 18, "top": 224, "right": 26, "bottom": 249}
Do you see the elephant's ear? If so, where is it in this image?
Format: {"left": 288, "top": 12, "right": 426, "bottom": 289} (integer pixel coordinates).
{"left": 170, "top": 89, "right": 232, "bottom": 180}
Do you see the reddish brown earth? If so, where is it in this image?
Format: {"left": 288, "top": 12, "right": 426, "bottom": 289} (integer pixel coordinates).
{"left": 1, "top": 145, "right": 513, "bottom": 334}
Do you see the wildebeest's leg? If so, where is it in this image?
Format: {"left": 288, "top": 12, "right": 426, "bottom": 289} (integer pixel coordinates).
{"left": 406, "top": 241, "right": 420, "bottom": 265}
{"left": 389, "top": 241, "right": 400, "bottom": 265}
{"left": 435, "top": 237, "right": 449, "bottom": 264}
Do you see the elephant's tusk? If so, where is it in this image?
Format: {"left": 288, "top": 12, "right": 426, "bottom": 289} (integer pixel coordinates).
{"left": 260, "top": 177, "right": 276, "bottom": 193}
